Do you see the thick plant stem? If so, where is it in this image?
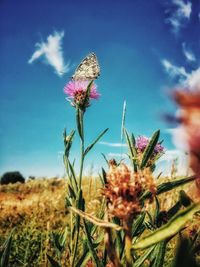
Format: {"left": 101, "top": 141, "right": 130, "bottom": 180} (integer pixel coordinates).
{"left": 124, "top": 233, "right": 132, "bottom": 267}
{"left": 124, "top": 220, "right": 133, "bottom": 267}
{"left": 104, "top": 227, "right": 122, "bottom": 267}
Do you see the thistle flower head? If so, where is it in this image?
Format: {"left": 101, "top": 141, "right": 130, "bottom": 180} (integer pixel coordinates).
{"left": 64, "top": 80, "right": 100, "bottom": 109}
{"left": 102, "top": 163, "right": 157, "bottom": 221}
{"left": 136, "top": 136, "right": 164, "bottom": 155}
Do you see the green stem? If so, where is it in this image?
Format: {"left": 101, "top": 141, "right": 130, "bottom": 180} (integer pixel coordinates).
{"left": 71, "top": 217, "right": 80, "bottom": 266}
{"left": 124, "top": 220, "right": 133, "bottom": 267}
{"left": 72, "top": 109, "right": 85, "bottom": 267}
{"left": 125, "top": 233, "right": 132, "bottom": 267}
{"left": 79, "top": 139, "right": 84, "bottom": 188}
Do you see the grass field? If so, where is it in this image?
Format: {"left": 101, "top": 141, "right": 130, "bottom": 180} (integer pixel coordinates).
{"left": 0, "top": 175, "right": 199, "bottom": 267}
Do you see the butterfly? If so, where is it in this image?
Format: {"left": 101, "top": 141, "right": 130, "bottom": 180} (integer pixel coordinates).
{"left": 72, "top": 52, "right": 100, "bottom": 81}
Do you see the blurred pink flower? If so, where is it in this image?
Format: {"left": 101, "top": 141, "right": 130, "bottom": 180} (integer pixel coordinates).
{"left": 173, "top": 90, "right": 200, "bottom": 191}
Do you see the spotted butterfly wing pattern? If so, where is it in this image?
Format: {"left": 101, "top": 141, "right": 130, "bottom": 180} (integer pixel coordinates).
{"left": 72, "top": 52, "right": 100, "bottom": 81}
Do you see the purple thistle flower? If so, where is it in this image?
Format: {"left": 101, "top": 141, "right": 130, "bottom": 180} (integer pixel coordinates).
{"left": 136, "top": 136, "right": 164, "bottom": 155}
{"left": 64, "top": 80, "right": 100, "bottom": 110}
{"left": 64, "top": 80, "right": 100, "bottom": 99}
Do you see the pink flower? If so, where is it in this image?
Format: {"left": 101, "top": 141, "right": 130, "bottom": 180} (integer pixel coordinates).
{"left": 136, "top": 136, "right": 164, "bottom": 154}
{"left": 64, "top": 80, "right": 100, "bottom": 110}
{"left": 64, "top": 80, "right": 100, "bottom": 99}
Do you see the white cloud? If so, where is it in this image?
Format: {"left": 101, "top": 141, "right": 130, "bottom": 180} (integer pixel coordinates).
{"left": 99, "top": 141, "right": 127, "bottom": 147}
{"left": 185, "top": 68, "right": 200, "bottom": 91}
{"left": 182, "top": 43, "right": 196, "bottom": 62}
{"left": 161, "top": 58, "right": 200, "bottom": 91}
{"left": 161, "top": 59, "right": 188, "bottom": 80}
{"left": 166, "top": 0, "right": 192, "bottom": 32}
{"left": 174, "top": 0, "right": 192, "bottom": 19}
{"left": 28, "top": 31, "right": 70, "bottom": 76}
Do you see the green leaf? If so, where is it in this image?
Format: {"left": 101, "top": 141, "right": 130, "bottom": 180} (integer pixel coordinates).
{"left": 0, "top": 231, "right": 12, "bottom": 267}
{"left": 83, "top": 220, "right": 103, "bottom": 267}
{"left": 132, "top": 212, "right": 146, "bottom": 237}
{"left": 47, "top": 254, "right": 61, "bottom": 267}
{"left": 133, "top": 245, "right": 155, "bottom": 267}
{"left": 167, "top": 201, "right": 181, "bottom": 219}
{"left": 179, "top": 190, "right": 192, "bottom": 207}
{"left": 124, "top": 128, "right": 137, "bottom": 171}
{"left": 65, "top": 157, "right": 78, "bottom": 192}
{"left": 84, "top": 128, "right": 109, "bottom": 156}
{"left": 151, "top": 241, "right": 167, "bottom": 267}
{"left": 101, "top": 168, "right": 107, "bottom": 185}
{"left": 140, "top": 130, "right": 160, "bottom": 169}
{"left": 63, "top": 129, "right": 75, "bottom": 157}
{"left": 140, "top": 175, "right": 196, "bottom": 201}
{"left": 75, "top": 247, "right": 90, "bottom": 267}
{"left": 68, "top": 184, "right": 76, "bottom": 200}
{"left": 133, "top": 203, "right": 200, "bottom": 250}
{"left": 82, "top": 80, "right": 93, "bottom": 108}
{"left": 154, "top": 197, "right": 160, "bottom": 226}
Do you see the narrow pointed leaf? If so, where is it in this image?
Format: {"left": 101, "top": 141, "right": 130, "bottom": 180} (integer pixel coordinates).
{"left": 47, "top": 254, "right": 61, "bottom": 267}
{"left": 179, "top": 190, "right": 192, "bottom": 207}
{"left": 83, "top": 220, "right": 103, "bottom": 267}
{"left": 84, "top": 128, "right": 109, "bottom": 156}
{"left": 167, "top": 201, "right": 181, "bottom": 219}
{"left": 133, "top": 245, "right": 156, "bottom": 267}
{"left": 0, "top": 232, "right": 12, "bottom": 267}
{"left": 82, "top": 80, "right": 93, "bottom": 108}
{"left": 132, "top": 212, "right": 146, "bottom": 237}
{"left": 140, "top": 130, "right": 160, "bottom": 169}
{"left": 133, "top": 203, "right": 200, "bottom": 249}
{"left": 151, "top": 241, "right": 167, "bottom": 267}
{"left": 140, "top": 175, "right": 196, "bottom": 201}
{"left": 124, "top": 128, "right": 137, "bottom": 171}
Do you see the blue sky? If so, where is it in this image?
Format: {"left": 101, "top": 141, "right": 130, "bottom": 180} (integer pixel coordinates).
{"left": 0, "top": 0, "right": 200, "bottom": 177}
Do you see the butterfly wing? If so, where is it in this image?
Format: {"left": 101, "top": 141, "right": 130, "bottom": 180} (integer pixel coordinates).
{"left": 72, "top": 52, "right": 100, "bottom": 81}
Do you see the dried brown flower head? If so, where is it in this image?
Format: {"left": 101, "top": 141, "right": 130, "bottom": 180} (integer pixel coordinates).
{"left": 102, "top": 163, "right": 156, "bottom": 220}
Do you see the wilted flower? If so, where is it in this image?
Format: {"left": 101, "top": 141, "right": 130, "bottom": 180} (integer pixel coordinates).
{"left": 64, "top": 80, "right": 100, "bottom": 109}
{"left": 136, "top": 136, "right": 164, "bottom": 155}
{"left": 103, "top": 163, "right": 141, "bottom": 220}
{"left": 102, "top": 163, "right": 156, "bottom": 221}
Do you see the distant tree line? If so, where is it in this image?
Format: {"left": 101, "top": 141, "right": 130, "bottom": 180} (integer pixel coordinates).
{"left": 0, "top": 171, "right": 25, "bottom": 185}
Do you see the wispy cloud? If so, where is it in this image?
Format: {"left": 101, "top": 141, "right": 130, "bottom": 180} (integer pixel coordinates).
{"left": 161, "top": 59, "right": 188, "bottom": 80}
{"left": 166, "top": 0, "right": 192, "bottom": 33}
{"left": 185, "top": 68, "right": 200, "bottom": 91}
{"left": 99, "top": 141, "right": 127, "bottom": 147}
{"left": 162, "top": 58, "right": 200, "bottom": 91}
{"left": 28, "top": 31, "right": 70, "bottom": 76}
{"left": 182, "top": 43, "right": 196, "bottom": 62}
